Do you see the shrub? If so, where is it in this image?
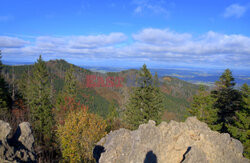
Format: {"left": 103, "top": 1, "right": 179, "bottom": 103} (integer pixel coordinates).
{"left": 56, "top": 105, "right": 107, "bottom": 162}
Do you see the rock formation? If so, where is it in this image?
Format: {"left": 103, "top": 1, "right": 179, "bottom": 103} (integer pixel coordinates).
{"left": 97, "top": 117, "right": 249, "bottom": 163}
{"left": 0, "top": 120, "right": 36, "bottom": 162}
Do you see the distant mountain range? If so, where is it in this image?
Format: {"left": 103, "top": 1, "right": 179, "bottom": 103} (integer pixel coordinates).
{"left": 3, "top": 60, "right": 249, "bottom": 86}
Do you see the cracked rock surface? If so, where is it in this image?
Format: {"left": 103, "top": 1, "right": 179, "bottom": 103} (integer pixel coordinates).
{"left": 97, "top": 117, "right": 249, "bottom": 163}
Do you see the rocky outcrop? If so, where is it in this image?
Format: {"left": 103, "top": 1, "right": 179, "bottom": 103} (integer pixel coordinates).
{"left": 0, "top": 120, "right": 36, "bottom": 162}
{"left": 97, "top": 117, "right": 249, "bottom": 163}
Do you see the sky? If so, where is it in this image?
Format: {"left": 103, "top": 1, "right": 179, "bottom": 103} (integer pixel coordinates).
{"left": 0, "top": 0, "right": 250, "bottom": 70}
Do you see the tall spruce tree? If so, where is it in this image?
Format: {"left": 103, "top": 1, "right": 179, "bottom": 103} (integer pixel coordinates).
{"left": 106, "top": 100, "right": 119, "bottom": 132}
{"left": 124, "top": 64, "right": 164, "bottom": 129}
{"left": 153, "top": 72, "right": 160, "bottom": 87}
{"left": 189, "top": 70, "right": 249, "bottom": 158}
{"left": 0, "top": 50, "right": 2, "bottom": 71}
{"left": 188, "top": 85, "right": 221, "bottom": 131}
{"left": 212, "top": 69, "right": 244, "bottom": 133}
{"left": 55, "top": 65, "right": 77, "bottom": 109}
{"left": 62, "top": 65, "right": 77, "bottom": 97}
{"left": 227, "top": 83, "right": 250, "bottom": 158}
{"left": 18, "top": 70, "right": 30, "bottom": 102}
{"left": 241, "top": 83, "right": 250, "bottom": 110}
{"left": 28, "top": 55, "right": 54, "bottom": 145}
{"left": 0, "top": 50, "right": 12, "bottom": 121}
{"left": 55, "top": 65, "right": 78, "bottom": 124}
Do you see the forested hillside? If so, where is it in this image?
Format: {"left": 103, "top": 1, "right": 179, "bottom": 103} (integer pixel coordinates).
{"left": 2, "top": 60, "right": 110, "bottom": 118}
{"left": 0, "top": 55, "right": 249, "bottom": 162}
{"left": 1, "top": 59, "right": 200, "bottom": 121}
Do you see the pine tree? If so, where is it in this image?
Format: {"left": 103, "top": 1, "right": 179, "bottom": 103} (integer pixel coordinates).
{"left": 188, "top": 85, "right": 221, "bottom": 131}
{"left": 153, "top": 71, "right": 165, "bottom": 123}
{"left": 106, "top": 100, "right": 119, "bottom": 132}
{"left": 63, "top": 65, "right": 77, "bottom": 97}
{"left": 57, "top": 65, "right": 77, "bottom": 104}
{"left": 55, "top": 65, "right": 78, "bottom": 122}
{"left": 18, "top": 70, "right": 30, "bottom": 102}
{"left": 0, "top": 50, "right": 2, "bottom": 71}
{"left": 212, "top": 69, "right": 244, "bottom": 133}
{"left": 215, "top": 69, "right": 236, "bottom": 88}
{"left": 0, "top": 50, "right": 2, "bottom": 72}
{"left": 153, "top": 72, "right": 160, "bottom": 87}
{"left": 241, "top": 83, "right": 250, "bottom": 109}
{"left": 124, "top": 64, "right": 164, "bottom": 129}
{"left": 107, "top": 100, "right": 118, "bottom": 119}
{"left": 0, "top": 50, "right": 12, "bottom": 121}
{"left": 227, "top": 83, "right": 250, "bottom": 158}
{"left": 28, "top": 55, "right": 54, "bottom": 145}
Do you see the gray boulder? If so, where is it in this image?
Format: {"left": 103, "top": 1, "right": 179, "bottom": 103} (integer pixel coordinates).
{"left": 17, "top": 122, "right": 35, "bottom": 152}
{"left": 97, "top": 117, "right": 249, "bottom": 163}
{"left": 0, "top": 120, "right": 36, "bottom": 162}
{"left": 0, "top": 120, "right": 11, "bottom": 141}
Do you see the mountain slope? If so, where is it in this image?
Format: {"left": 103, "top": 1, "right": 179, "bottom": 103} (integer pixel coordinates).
{"left": 1, "top": 59, "right": 200, "bottom": 121}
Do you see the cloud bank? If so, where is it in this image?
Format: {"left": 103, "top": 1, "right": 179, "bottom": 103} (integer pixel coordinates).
{"left": 1, "top": 28, "right": 250, "bottom": 68}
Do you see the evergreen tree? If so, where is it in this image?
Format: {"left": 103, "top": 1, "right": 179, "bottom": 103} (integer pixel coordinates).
{"left": 18, "top": 70, "right": 29, "bottom": 98}
{"left": 62, "top": 65, "right": 77, "bottom": 97}
{"left": 0, "top": 50, "right": 2, "bottom": 71}
{"left": 188, "top": 85, "right": 221, "bottom": 131}
{"left": 153, "top": 72, "right": 160, "bottom": 87}
{"left": 215, "top": 69, "right": 236, "bottom": 88}
{"left": 0, "top": 50, "right": 12, "bottom": 121}
{"left": 54, "top": 64, "right": 78, "bottom": 125}
{"left": 227, "top": 83, "right": 250, "bottom": 158}
{"left": 189, "top": 70, "right": 249, "bottom": 158}
{"left": 241, "top": 83, "right": 250, "bottom": 109}
{"left": 106, "top": 100, "right": 119, "bottom": 132}
{"left": 0, "top": 77, "right": 12, "bottom": 121}
{"left": 55, "top": 65, "right": 77, "bottom": 113}
{"left": 28, "top": 55, "right": 54, "bottom": 145}
{"left": 107, "top": 100, "right": 118, "bottom": 119}
{"left": 212, "top": 69, "right": 244, "bottom": 133}
{"left": 124, "top": 64, "right": 164, "bottom": 129}
{"left": 153, "top": 72, "right": 165, "bottom": 120}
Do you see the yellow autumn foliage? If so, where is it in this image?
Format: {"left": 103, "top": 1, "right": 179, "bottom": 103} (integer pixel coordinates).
{"left": 56, "top": 108, "right": 107, "bottom": 162}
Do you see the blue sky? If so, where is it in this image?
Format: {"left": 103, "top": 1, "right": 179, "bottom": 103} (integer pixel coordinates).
{"left": 0, "top": 0, "right": 250, "bottom": 69}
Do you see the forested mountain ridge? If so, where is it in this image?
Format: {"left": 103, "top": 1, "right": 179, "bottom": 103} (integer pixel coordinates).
{"left": 1, "top": 59, "right": 110, "bottom": 118}
{"left": 1, "top": 59, "right": 200, "bottom": 121}
{"left": 1, "top": 57, "right": 249, "bottom": 161}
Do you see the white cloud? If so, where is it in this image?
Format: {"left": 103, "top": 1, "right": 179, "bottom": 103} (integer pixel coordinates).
{"left": 223, "top": 4, "right": 247, "bottom": 18}
{"left": 132, "top": 29, "right": 250, "bottom": 56}
{"left": 1, "top": 29, "right": 250, "bottom": 68}
{"left": 36, "top": 36, "right": 66, "bottom": 49}
{"left": 0, "top": 36, "right": 29, "bottom": 48}
{"left": 133, "top": 28, "right": 192, "bottom": 45}
{"left": 2, "top": 33, "right": 127, "bottom": 60}
{"left": 69, "top": 33, "right": 127, "bottom": 48}
{"left": 132, "top": 0, "right": 169, "bottom": 16}
{"left": 33, "top": 33, "right": 127, "bottom": 50}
